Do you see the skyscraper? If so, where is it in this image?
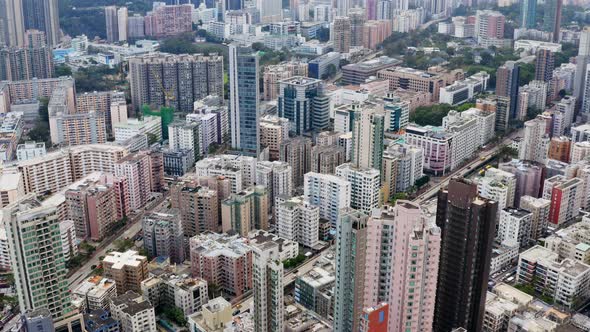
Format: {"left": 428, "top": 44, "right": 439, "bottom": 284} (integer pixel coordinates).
{"left": 543, "top": 0, "right": 562, "bottom": 42}
{"left": 349, "top": 8, "right": 366, "bottom": 47}
{"left": 333, "top": 16, "right": 351, "bottom": 53}
{"left": 105, "top": 6, "right": 119, "bottom": 43}
{"left": 351, "top": 105, "right": 385, "bottom": 170}
{"left": 496, "top": 61, "right": 520, "bottom": 119}
{"left": 575, "top": 28, "right": 590, "bottom": 110}
{"left": 252, "top": 239, "right": 284, "bottom": 332}
{"left": 0, "top": 0, "right": 25, "bottom": 47}
{"left": 278, "top": 77, "right": 328, "bottom": 135}
{"left": 117, "top": 7, "right": 128, "bottom": 42}
{"left": 434, "top": 178, "right": 498, "bottom": 332}
{"left": 128, "top": 53, "right": 224, "bottom": 112}
{"left": 229, "top": 44, "right": 260, "bottom": 157}
{"left": 334, "top": 207, "right": 368, "bottom": 332}
{"left": 520, "top": 0, "right": 537, "bottom": 29}
{"left": 535, "top": 49, "right": 555, "bottom": 83}
{"left": 337, "top": 0, "right": 350, "bottom": 16}
{"left": 3, "top": 194, "right": 72, "bottom": 319}
{"left": 22, "top": 0, "right": 60, "bottom": 46}
{"left": 364, "top": 202, "right": 441, "bottom": 332}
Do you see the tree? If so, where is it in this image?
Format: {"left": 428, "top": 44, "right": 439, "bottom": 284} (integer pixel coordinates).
{"left": 55, "top": 64, "right": 72, "bottom": 77}
{"left": 410, "top": 104, "right": 455, "bottom": 126}
{"left": 498, "top": 145, "right": 518, "bottom": 161}
{"left": 518, "top": 63, "right": 536, "bottom": 86}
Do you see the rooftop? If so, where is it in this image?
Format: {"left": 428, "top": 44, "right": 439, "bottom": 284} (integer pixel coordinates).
{"left": 103, "top": 250, "right": 146, "bottom": 269}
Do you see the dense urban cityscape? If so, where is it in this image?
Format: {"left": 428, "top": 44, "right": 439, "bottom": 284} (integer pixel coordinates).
{"left": 0, "top": 0, "right": 589, "bottom": 331}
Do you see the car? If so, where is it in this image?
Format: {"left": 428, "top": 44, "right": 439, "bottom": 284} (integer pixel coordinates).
{"left": 233, "top": 310, "right": 240, "bottom": 316}
{"left": 91, "top": 265, "right": 97, "bottom": 270}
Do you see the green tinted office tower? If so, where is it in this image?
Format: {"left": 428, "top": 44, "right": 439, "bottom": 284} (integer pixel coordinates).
{"left": 520, "top": 0, "right": 537, "bottom": 28}
{"left": 543, "top": 0, "right": 562, "bottom": 42}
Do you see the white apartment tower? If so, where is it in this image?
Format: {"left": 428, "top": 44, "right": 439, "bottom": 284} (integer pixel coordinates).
{"left": 304, "top": 172, "right": 351, "bottom": 228}
{"left": 276, "top": 196, "right": 320, "bottom": 248}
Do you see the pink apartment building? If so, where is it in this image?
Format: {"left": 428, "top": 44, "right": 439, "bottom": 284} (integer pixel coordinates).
{"left": 364, "top": 201, "right": 441, "bottom": 332}
{"left": 190, "top": 233, "right": 253, "bottom": 297}
{"left": 65, "top": 172, "right": 130, "bottom": 241}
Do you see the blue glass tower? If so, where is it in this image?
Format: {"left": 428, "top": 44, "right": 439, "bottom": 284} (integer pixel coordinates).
{"left": 229, "top": 44, "right": 260, "bottom": 157}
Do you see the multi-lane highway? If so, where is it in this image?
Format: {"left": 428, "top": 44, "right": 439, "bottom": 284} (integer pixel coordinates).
{"left": 415, "top": 129, "right": 523, "bottom": 204}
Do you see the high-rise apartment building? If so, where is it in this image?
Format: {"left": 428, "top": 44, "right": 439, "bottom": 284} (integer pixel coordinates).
{"left": 499, "top": 159, "right": 546, "bottom": 206}
{"left": 169, "top": 178, "right": 223, "bottom": 237}
{"left": 2, "top": 194, "right": 72, "bottom": 319}
{"left": 349, "top": 9, "right": 366, "bottom": 46}
{"left": 335, "top": 164, "right": 381, "bottom": 216}
{"left": 103, "top": 250, "right": 148, "bottom": 295}
{"left": 0, "top": 43, "right": 54, "bottom": 81}
{"left": 105, "top": 6, "right": 119, "bottom": 43}
{"left": 434, "top": 178, "right": 498, "bottom": 332}
{"left": 49, "top": 82, "right": 107, "bottom": 146}
{"left": 168, "top": 121, "right": 201, "bottom": 162}
{"left": 189, "top": 233, "right": 252, "bottom": 297}
{"left": 276, "top": 196, "right": 319, "bottom": 248}
{"left": 519, "top": 195, "right": 550, "bottom": 240}
{"left": 229, "top": 44, "right": 259, "bottom": 156}
{"left": 519, "top": 117, "right": 550, "bottom": 163}
{"left": 65, "top": 173, "right": 122, "bottom": 241}
{"left": 22, "top": 0, "right": 60, "bottom": 46}
{"left": 144, "top": 4, "right": 192, "bottom": 37}
{"left": 311, "top": 145, "right": 345, "bottom": 175}
{"left": 364, "top": 202, "right": 441, "bottom": 332}
{"left": 475, "top": 10, "right": 505, "bottom": 41}
{"left": 279, "top": 137, "right": 312, "bottom": 187}
{"left": 256, "top": 161, "right": 293, "bottom": 207}
{"left": 114, "top": 150, "right": 163, "bottom": 210}
{"left": 477, "top": 167, "right": 517, "bottom": 213}
{"left": 251, "top": 238, "right": 284, "bottom": 332}
{"left": 221, "top": 185, "right": 268, "bottom": 235}
{"left": 129, "top": 53, "right": 223, "bottom": 113}
{"left": 117, "top": 7, "right": 128, "bottom": 42}
{"left": 333, "top": 16, "right": 351, "bottom": 53}
{"left": 496, "top": 61, "right": 520, "bottom": 119}
{"left": 535, "top": 49, "right": 555, "bottom": 83}
{"left": 351, "top": 104, "right": 385, "bottom": 170}
{"left": 260, "top": 115, "right": 290, "bottom": 160}
{"left": 304, "top": 172, "right": 351, "bottom": 228}
{"left": 263, "top": 62, "right": 308, "bottom": 101}
{"left": 278, "top": 77, "right": 329, "bottom": 135}
{"left": 334, "top": 208, "right": 368, "bottom": 332}
{"left": 142, "top": 210, "right": 184, "bottom": 264}
{"left": 0, "top": 0, "right": 25, "bottom": 47}
{"left": 498, "top": 208, "right": 533, "bottom": 248}
{"left": 542, "top": 175, "right": 584, "bottom": 226}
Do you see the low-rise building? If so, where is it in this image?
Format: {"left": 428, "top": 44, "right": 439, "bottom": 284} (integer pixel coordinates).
{"left": 103, "top": 250, "right": 149, "bottom": 295}
{"left": 73, "top": 276, "right": 117, "bottom": 312}
{"left": 141, "top": 273, "right": 208, "bottom": 315}
{"left": 110, "top": 291, "right": 156, "bottom": 332}
{"left": 544, "top": 217, "right": 590, "bottom": 264}
{"left": 517, "top": 245, "right": 590, "bottom": 308}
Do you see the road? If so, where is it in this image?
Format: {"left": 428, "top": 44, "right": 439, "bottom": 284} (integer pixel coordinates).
{"left": 67, "top": 196, "right": 169, "bottom": 288}
{"left": 415, "top": 129, "right": 523, "bottom": 204}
